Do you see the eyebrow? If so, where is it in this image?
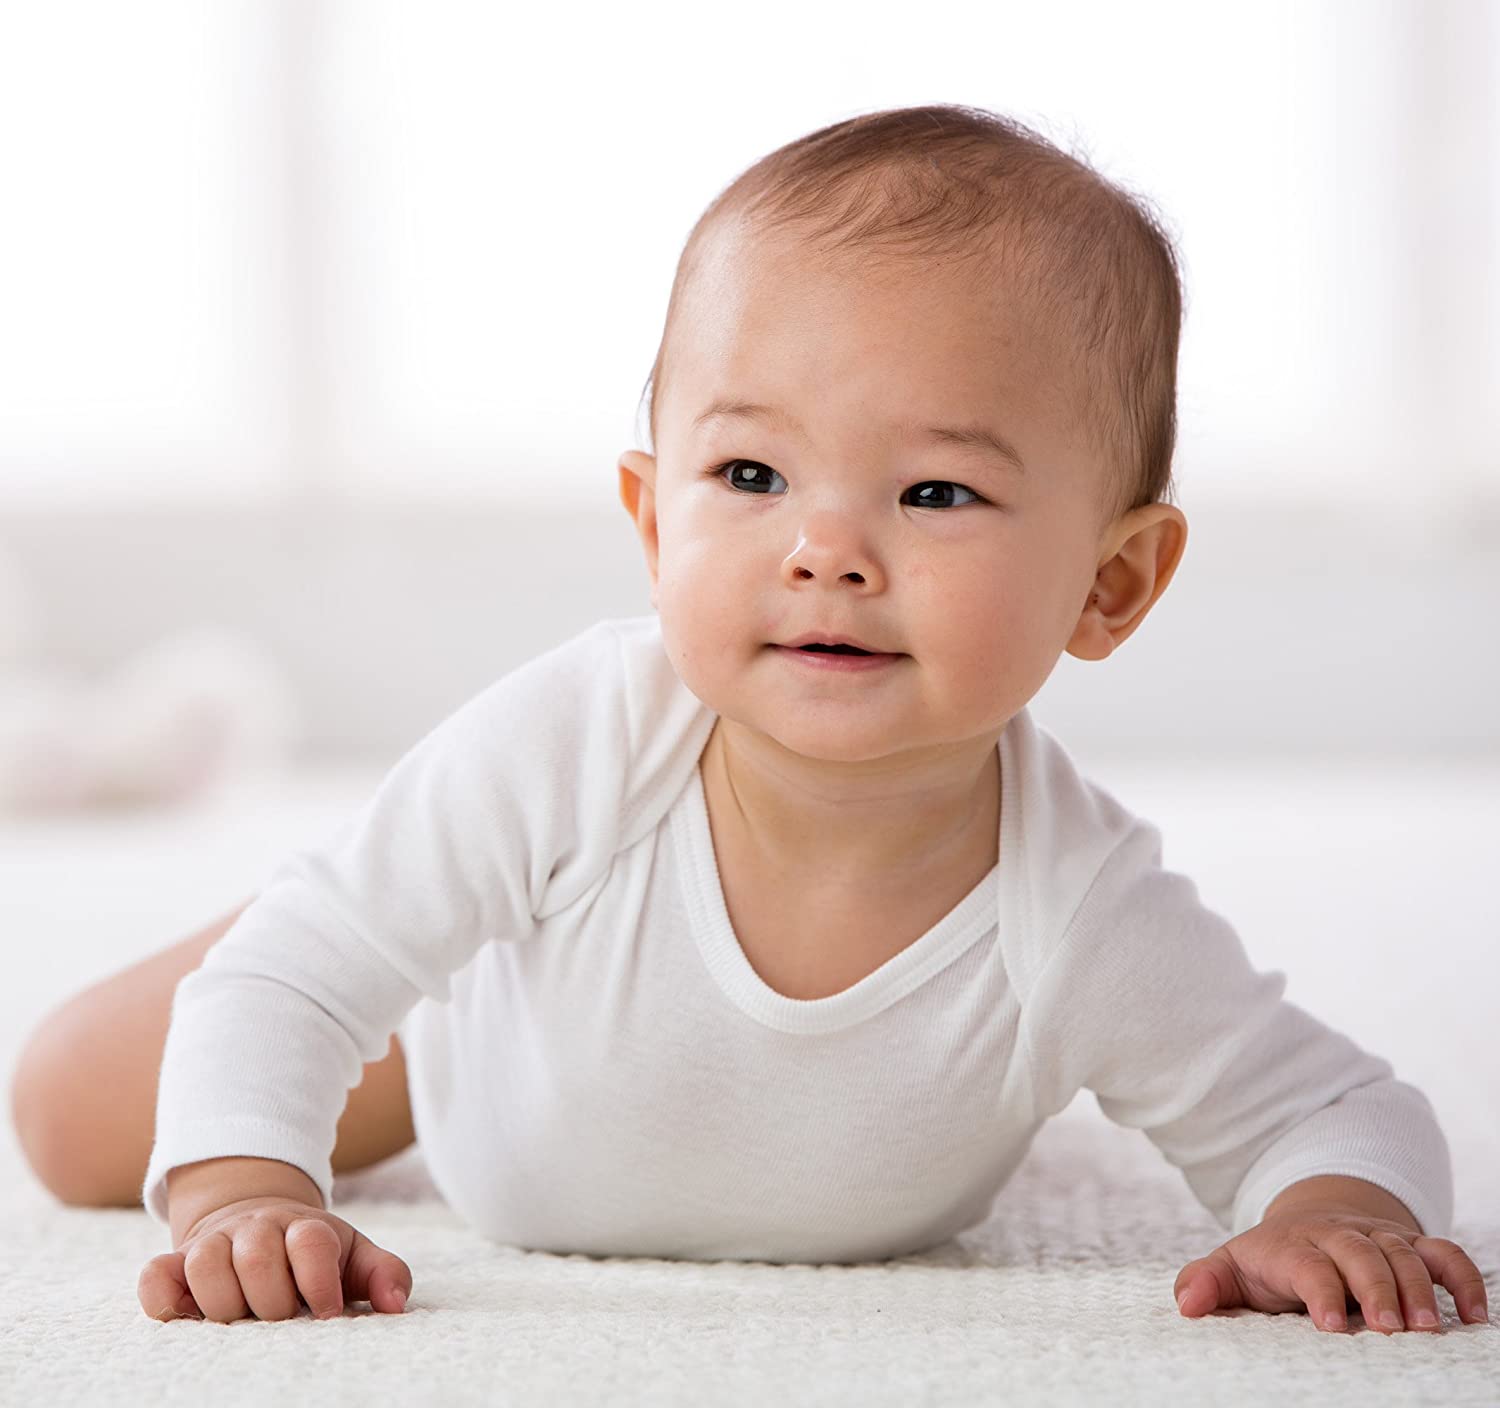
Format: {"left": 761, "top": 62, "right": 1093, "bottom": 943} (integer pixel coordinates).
{"left": 690, "top": 400, "right": 1028, "bottom": 475}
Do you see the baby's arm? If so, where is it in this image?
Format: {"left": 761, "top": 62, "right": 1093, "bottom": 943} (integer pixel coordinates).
{"left": 139, "top": 622, "right": 630, "bottom": 1318}
{"left": 1022, "top": 815, "right": 1484, "bottom": 1333}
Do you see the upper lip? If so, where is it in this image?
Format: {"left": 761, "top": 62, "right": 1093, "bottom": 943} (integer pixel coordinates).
{"left": 780, "top": 632, "right": 896, "bottom": 654}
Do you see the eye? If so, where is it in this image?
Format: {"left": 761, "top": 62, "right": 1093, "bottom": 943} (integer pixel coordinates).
{"left": 903, "top": 481, "right": 983, "bottom": 510}
{"left": 710, "top": 459, "right": 786, "bottom": 494}
{"left": 709, "top": 460, "right": 986, "bottom": 509}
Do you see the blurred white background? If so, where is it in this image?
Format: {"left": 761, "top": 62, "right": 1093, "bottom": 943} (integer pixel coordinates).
{"left": 1, "top": 0, "right": 1496, "bottom": 1232}
{"left": 0, "top": 0, "right": 1495, "bottom": 765}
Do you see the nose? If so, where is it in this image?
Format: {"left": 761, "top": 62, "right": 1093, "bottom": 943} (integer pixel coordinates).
{"left": 781, "top": 514, "right": 884, "bottom": 591}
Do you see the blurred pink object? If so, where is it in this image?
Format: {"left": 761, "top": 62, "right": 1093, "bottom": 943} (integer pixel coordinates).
{"left": 0, "top": 548, "right": 302, "bottom": 814}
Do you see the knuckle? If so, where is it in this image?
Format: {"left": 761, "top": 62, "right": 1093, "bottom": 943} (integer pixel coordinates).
{"left": 284, "top": 1216, "right": 337, "bottom": 1247}
{"left": 1289, "top": 1245, "right": 1335, "bottom": 1270}
{"left": 1287, "top": 1246, "right": 1333, "bottom": 1275}
{"left": 182, "top": 1235, "right": 227, "bottom": 1271}
{"left": 233, "top": 1241, "right": 281, "bottom": 1274}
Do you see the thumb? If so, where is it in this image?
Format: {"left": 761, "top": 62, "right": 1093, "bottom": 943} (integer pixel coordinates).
{"left": 138, "top": 1249, "right": 203, "bottom": 1322}
{"left": 1174, "top": 1248, "right": 1244, "bottom": 1318}
{"left": 340, "top": 1227, "right": 413, "bottom": 1314}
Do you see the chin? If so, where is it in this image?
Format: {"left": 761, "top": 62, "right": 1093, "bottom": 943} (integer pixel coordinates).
{"left": 737, "top": 713, "right": 919, "bottom": 766}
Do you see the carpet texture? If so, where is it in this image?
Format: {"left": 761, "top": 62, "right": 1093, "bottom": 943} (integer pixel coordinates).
{"left": 2, "top": 758, "right": 1496, "bottom": 1405}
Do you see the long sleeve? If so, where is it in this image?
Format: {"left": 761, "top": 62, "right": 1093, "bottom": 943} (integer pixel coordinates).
{"left": 1019, "top": 816, "right": 1453, "bottom": 1238}
{"left": 140, "top": 620, "right": 634, "bottom": 1226}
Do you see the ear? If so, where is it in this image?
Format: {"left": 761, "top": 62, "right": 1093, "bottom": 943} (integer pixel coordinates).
{"left": 618, "top": 450, "right": 660, "bottom": 609}
{"left": 1066, "top": 503, "right": 1188, "bottom": 662}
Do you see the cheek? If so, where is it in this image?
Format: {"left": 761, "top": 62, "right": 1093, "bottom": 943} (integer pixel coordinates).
{"left": 656, "top": 602, "right": 750, "bottom": 720}
{"left": 653, "top": 516, "right": 752, "bottom": 669}
{"left": 910, "top": 554, "right": 1015, "bottom": 641}
{"left": 656, "top": 499, "right": 762, "bottom": 607}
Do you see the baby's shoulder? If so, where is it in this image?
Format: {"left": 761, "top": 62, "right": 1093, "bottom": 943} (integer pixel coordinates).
{"left": 479, "top": 611, "right": 712, "bottom": 839}
{"left": 444, "top": 615, "right": 656, "bottom": 746}
{"left": 1001, "top": 710, "right": 1161, "bottom": 990}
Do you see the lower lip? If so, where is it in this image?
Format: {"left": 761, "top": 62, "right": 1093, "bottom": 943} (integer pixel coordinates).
{"left": 772, "top": 646, "right": 904, "bottom": 672}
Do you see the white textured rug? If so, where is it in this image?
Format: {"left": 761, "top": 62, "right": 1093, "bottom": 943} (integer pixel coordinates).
{"left": 3, "top": 758, "right": 1496, "bottom": 1405}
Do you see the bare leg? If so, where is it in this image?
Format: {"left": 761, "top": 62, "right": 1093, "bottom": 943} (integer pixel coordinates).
{"left": 10, "top": 898, "right": 415, "bottom": 1207}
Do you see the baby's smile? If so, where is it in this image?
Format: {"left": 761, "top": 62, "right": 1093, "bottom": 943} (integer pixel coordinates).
{"left": 770, "top": 641, "right": 906, "bottom": 673}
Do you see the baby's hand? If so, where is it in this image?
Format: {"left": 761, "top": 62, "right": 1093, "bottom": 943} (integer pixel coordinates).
{"left": 1173, "top": 1211, "right": 1489, "bottom": 1333}
{"left": 137, "top": 1195, "right": 413, "bottom": 1323}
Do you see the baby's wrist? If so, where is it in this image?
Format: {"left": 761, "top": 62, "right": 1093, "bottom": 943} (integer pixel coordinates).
{"left": 166, "top": 1155, "right": 323, "bottom": 1247}
{"left": 1262, "top": 1175, "right": 1421, "bottom": 1233}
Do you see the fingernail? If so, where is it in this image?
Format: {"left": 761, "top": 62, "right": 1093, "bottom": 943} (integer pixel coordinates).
{"left": 1322, "top": 1313, "right": 1346, "bottom": 1332}
{"left": 392, "top": 1286, "right": 407, "bottom": 1312}
{"left": 1473, "top": 1306, "right": 1489, "bottom": 1323}
{"left": 1176, "top": 1290, "right": 1190, "bottom": 1313}
{"left": 1414, "top": 1309, "right": 1438, "bottom": 1328}
{"left": 1378, "top": 1310, "right": 1403, "bottom": 1331}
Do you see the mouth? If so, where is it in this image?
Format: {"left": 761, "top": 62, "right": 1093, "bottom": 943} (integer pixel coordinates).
{"left": 770, "top": 641, "right": 905, "bottom": 671}
{"left": 778, "top": 634, "right": 901, "bottom": 656}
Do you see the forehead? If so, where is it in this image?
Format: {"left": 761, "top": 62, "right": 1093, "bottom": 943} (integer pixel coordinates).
{"left": 666, "top": 222, "right": 1076, "bottom": 446}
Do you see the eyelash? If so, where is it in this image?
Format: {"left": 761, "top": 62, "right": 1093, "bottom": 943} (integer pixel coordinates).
{"left": 706, "top": 459, "right": 989, "bottom": 509}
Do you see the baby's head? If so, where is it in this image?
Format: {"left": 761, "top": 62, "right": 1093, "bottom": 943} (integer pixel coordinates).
{"left": 619, "top": 104, "right": 1189, "bottom": 766}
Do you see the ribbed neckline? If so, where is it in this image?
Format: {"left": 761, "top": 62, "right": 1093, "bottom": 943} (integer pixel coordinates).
{"left": 673, "top": 731, "right": 1016, "bottom": 1034}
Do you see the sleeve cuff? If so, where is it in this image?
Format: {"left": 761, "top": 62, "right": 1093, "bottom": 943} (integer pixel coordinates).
{"left": 141, "top": 1119, "right": 334, "bottom": 1230}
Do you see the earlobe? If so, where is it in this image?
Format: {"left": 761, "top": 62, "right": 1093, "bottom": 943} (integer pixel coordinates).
{"left": 1065, "top": 596, "right": 1116, "bottom": 663}
{"left": 1065, "top": 504, "right": 1189, "bottom": 663}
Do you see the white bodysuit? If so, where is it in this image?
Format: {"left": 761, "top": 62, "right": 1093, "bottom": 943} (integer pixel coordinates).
{"left": 141, "top": 614, "right": 1452, "bottom": 1262}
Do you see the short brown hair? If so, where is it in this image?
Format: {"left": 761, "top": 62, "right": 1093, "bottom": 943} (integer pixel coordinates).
{"left": 639, "top": 103, "right": 1185, "bottom": 528}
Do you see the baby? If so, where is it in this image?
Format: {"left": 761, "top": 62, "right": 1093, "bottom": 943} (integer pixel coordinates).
{"left": 12, "top": 103, "right": 1487, "bottom": 1334}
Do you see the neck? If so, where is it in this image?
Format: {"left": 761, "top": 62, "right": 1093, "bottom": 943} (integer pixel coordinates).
{"left": 701, "top": 718, "right": 1002, "bottom": 886}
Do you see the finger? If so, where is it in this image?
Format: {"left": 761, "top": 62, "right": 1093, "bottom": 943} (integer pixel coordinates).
{"left": 1409, "top": 1237, "right": 1491, "bottom": 1326}
{"left": 229, "top": 1221, "right": 302, "bottom": 1322}
{"left": 138, "top": 1251, "right": 202, "bottom": 1322}
{"left": 1316, "top": 1227, "right": 1404, "bottom": 1333}
{"left": 341, "top": 1228, "right": 413, "bottom": 1314}
{"left": 285, "top": 1217, "right": 346, "bottom": 1320}
{"left": 1283, "top": 1246, "right": 1351, "bottom": 1332}
{"left": 1369, "top": 1230, "right": 1440, "bottom": 1331}
{"left": 183, "top": 1230, "right": 249, "bottom": 1324}
{"left": 1173, "top": 1251, "right": 1242, "bottom": 1317}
